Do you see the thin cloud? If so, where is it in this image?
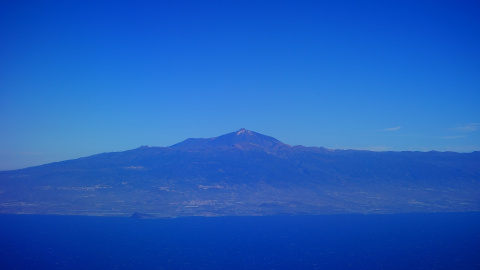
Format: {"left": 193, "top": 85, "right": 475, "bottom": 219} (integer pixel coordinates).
{"left": 380, "top": 126, "right": 401, "bottom": 132}
{"left": 440, "top": 135, "right": 467, "bottom": 139}
{"left": 451, "top": 123, "right": 480, "bottom": 132}
{"left": 19, "top": 151, "right": 43, "bottom": 156}
{"left": 355, "top": 146, "right": 392, "bottom": 151}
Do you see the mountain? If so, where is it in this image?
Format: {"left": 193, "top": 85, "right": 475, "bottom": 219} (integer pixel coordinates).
{"left": 1, "top": 129, "right": 479, "bottom": 217}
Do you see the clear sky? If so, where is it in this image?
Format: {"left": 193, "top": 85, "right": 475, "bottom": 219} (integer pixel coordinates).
{"left": 1, "top": 0, "right": 479, "bottom": 170}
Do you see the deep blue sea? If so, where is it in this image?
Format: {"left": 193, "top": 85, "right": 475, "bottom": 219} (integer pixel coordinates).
{"left": 1, "top": 212, "right": 479, "bottom": 269}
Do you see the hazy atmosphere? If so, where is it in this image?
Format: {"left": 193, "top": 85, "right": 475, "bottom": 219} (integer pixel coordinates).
{"left": 1, "top": 0, "right": 479, "bottom": 170}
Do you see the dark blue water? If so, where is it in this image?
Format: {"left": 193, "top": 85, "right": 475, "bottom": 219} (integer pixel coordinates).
{"left": 1, "top": 212, "right": 479, "bottom": 269}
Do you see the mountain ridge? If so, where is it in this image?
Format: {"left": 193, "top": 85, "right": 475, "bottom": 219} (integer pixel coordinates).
{"left": 5, "top": 128, "right": 478, "bottom": 173}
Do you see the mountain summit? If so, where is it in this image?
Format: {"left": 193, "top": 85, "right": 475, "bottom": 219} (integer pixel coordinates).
{"left": 170, "top": 128, "right": 287, "bottom": 149}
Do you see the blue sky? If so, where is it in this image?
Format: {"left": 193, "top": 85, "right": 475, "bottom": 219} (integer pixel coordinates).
{"left": 1, "top": 0, "right": 479, "bottom": 170}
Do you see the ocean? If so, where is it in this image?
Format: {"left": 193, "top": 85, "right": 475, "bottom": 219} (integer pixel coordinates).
{"left": 1, "top": 212, "right": 479, "bottom": 269}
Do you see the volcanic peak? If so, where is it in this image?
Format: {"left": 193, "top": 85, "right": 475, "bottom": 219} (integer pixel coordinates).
{"left": 170, "top": 128, "right": 286, "bottom": 150}
{"left": 236, "top": 128, "right": 253, "bottom": 136}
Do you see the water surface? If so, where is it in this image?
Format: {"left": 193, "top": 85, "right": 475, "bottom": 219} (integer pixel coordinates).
{"left": 1, "top": 212, "right": 479, "bottom": 269}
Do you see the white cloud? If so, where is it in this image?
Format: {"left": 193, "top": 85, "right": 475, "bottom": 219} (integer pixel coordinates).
{"left": 451, "top": 123, "right": 480, "bottom": 132}
{"left": 380, "top": 126, "right": 401, "bottom": 131}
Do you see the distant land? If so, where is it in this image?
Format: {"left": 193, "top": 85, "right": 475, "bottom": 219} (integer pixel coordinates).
{"left": 1, "top": 128, "right": 479, "bottom": 218}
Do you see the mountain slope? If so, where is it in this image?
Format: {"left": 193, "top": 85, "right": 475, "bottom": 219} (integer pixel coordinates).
{"left": 0, "top": 129, "right": 479, "bottom": 217}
